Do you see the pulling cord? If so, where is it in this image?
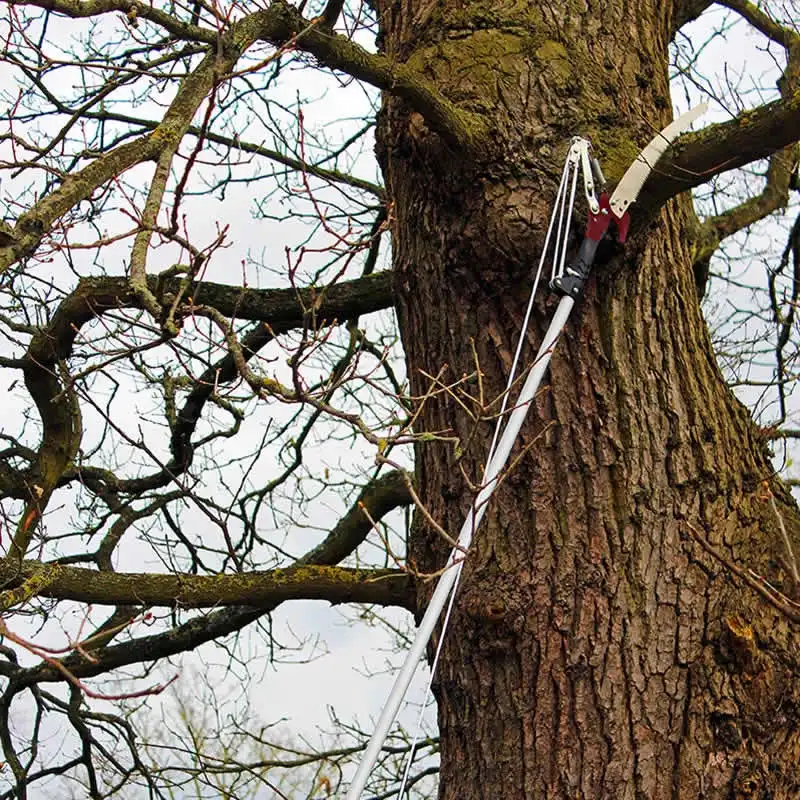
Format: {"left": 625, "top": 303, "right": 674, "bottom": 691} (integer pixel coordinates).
{"left": 395, "top": 155, "right": 577, "bottom": 798}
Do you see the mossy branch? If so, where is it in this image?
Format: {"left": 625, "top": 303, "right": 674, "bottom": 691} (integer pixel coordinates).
{"left": 0, "top": 565, "right": 58, "bottom": 613}
{"left": 717, "top": 0, "right": 795, "bottom": 47}
{"left": 253, "top": 1, "right": 490, "bottom": 151}
{"left": 0, "top": 559, "right": 413, "bottom": 610}
{"left": 635, "top": 89, "right": 800, "bottom": 223}
{"left": 8, "top": 470, "right": 414, "bottom": 687}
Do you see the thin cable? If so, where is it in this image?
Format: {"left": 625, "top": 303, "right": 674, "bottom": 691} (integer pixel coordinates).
{"left": 552, "top": 151, "right": 575, "bottom": 282}
{"left": 396, "top": 561, "right": 463, "bottom": 797}
{"left": 395, "top": 155, "right": 577, "bottom": 798}
{"left": 486, "top": 155, "right": 571, "bottom": 461}
{"left": 557, "top": 160, "right": 580, "bottom": 279}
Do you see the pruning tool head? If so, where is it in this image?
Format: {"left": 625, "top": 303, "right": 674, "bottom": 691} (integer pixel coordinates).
{"left": 608, "top": 102, "right": 709, "bottom": 234}
{"left": 550, "top": 103, "right": 708, "bottom": 299}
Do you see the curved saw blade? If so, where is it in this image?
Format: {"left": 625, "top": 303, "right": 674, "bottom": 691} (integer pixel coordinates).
{"left": 609, "top": 102, "right": 708, "bottom": 219}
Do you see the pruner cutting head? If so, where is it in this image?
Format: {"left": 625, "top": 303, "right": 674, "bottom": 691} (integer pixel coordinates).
{"left": 608, "top": 102, "right": 708, "bottom": 241}
{"left": 551, "top": 103, "right": 708, "bottom": 300}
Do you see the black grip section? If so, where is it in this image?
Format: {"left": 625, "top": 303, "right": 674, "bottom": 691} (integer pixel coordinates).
{"left": 550, "top": 236, "right": 600, "bottom": 298}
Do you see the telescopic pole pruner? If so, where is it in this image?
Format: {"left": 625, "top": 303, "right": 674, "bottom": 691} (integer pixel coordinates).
{"left": 345, "top": 103, "right": 707, "bottom": 800}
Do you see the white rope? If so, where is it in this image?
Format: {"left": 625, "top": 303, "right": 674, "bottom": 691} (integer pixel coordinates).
{"left": 487, "top": 153, "right": 571, "bottom": 461}
{"left": 345, "top": 143, "right": 586, "bottom": 800}
{"left": 553, "top": 151, "right": 580, "bottom": 284}
{"left": 394, "top": 152, "right": 582, "bottom": 798}
{"left": 396, "top": 560, "right": 462, "bottom": 796}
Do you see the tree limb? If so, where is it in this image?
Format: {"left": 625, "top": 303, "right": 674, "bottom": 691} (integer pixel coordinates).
{"left": 690, "top": 142, "right": 799, "bottom": 295}
{"left": 8, "top": 0, "right": 490, "bottom": 152}
{"left": 6, "top": 0, "right": 218, "bottom": 44}
{"left": 252, "top": 1, "right": 490, "bottom": 151}
{"left": 0, "top": 560, "right": 412, "bottom": 609}
{"left": 670, "top": 0, "right": 714, "bottom": 37}
{"left": 635, "top": 88, "right": 800, "bottom": 223}
{"left": 7, "top": 470, "right": 413, "bottom": 687}
{"left": 318, "top": 0, "right": 346, "bottom": 30}
{"left": 0, "top": 13, "right": 260, "bottom": 275}
{"left": 296, "top": 469, "right": 411, "bottom": 567}
{"left": 1, "top": 270, "right": 394, "bottom": 498}
{"left": 9, "top": 102, "right": 385, "bottom": 197}
{"left": 686, "top": 8, "right": 799, "bottom": 294}
{"left": 716, "top": 0, "right": 795, "bottom": 46}
{"left": 32, "top": 270, "right": 394, "bottom": 363}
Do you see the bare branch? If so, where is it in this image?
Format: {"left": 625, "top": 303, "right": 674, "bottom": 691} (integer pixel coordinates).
{"left": 0, "top": 270, "right": 394, "bottom": 500}
{"left": 0, "top": 560, "right": 413, "bottom": 609}
{"left": 0, "top": 17, "right": 259, "bottom": 275}
{"left": 671, "top": 0, "right": 714, "bottom": 36}
{"left": 716, "top": 0, "right": 796, "bottom": 46}
{"left": 6, "top": 0, "right": 217, "bottom": 43}
{"left": 685, "top": 521, "right": 800, "bottom": 622}
{"left": 8, "top": 471, "right": 413, "bottom": 687}
{"left": 253, "top": 1, "right": 490, "bottom": 151}
{"left": 689, "top": 10, "right": 800, "bottom": 294}
{"left": 12, "top": 101, "right": 385, "bottom": 196}
{"left": 691, "top": 144, "right": 799, "bottom": 295}
{"left": 319, "top": 0, "right": 346, "bottom": 30}
{"left": 10, "top": 0, "right": 490, "bottom": 151}
{"left": 21, "top": 269, "right": 393, "bottom": 366}
{"left": 297, "top": 469, "right": 412, "bottom": 566}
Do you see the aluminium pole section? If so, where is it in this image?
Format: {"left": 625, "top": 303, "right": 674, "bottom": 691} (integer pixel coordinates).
{"left": 345, "top": 294, "right": 575, "bottom": 799}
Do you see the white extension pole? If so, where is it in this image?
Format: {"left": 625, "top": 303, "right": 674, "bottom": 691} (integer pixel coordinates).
{"left": 345, "top": 294, "right": 576, "bottom": 799}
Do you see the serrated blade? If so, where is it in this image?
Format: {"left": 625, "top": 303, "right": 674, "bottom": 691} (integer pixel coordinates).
{"left": 609, "top": 102, "right": 708, "bottom": 219}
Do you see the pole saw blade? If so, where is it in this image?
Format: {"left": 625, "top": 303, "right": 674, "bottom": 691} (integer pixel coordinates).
{"left": 609, "top": 102, "right": 708, "bottom": 220}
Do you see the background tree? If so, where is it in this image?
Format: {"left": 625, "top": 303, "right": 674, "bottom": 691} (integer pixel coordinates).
{"left": 1, "top": 0, "right": 800, "bottom": 798}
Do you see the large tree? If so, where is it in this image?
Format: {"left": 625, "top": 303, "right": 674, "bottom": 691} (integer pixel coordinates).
{"left": 1, "top": 0, "right": 800, "bottom": 797}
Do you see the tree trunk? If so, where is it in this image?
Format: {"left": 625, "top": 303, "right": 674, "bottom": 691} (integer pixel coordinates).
{"left": 375, "top": 1, "right": 800, "bottom": 797}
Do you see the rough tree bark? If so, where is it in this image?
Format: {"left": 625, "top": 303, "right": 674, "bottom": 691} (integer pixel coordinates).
{"left": 376, "top": 1, "right": 800, "bottom": 797}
